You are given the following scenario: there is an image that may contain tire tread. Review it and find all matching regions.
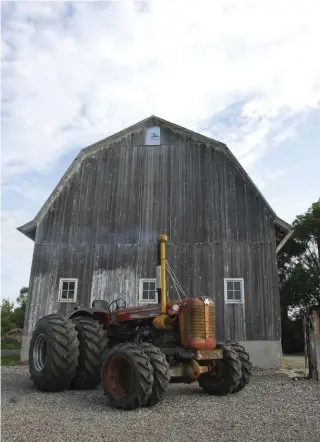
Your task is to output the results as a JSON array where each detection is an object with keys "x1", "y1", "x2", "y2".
[
  {"x1": 139, "y1": 342, "x2": 170, "y2": 406},
  {"x1": 198, "y1": 345, "x2": 242, "y2": 395},
  {"x1": 29, "y1": 314, "x2": 79, "y2": 392},
  {"x1": 71, "y1": 316, "x2": 109, "y2": 390},
  {"x1": 102, "y1": 342, "x2": 154, "y2": 410}
]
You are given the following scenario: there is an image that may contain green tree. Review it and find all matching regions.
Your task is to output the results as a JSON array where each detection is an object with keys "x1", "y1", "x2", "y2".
[
  {"x1": 1, "y1": 287, "x2": 29, "y2": 335},
  {"x1": 16, "y1": 286, "x2": 28, "y2": 309},
  {"x1": 1, "y1": 298, "x2": 15, "y2": 335},
  {"x1": 13, "y1": 287, "x2": 28, "y2": 329},
  {"x1": 278, "y1": 201, "x2": 320, "y2": 317}
]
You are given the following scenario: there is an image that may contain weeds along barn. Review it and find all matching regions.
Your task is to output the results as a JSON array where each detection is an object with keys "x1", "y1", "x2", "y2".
[{"x1": 17, "y1": 116, "x2": 292, "y2": 367}]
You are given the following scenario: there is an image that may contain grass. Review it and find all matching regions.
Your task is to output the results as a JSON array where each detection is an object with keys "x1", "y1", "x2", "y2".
[
  {"x1": 1, "y1": 339, "x2": 21, "y2": 350},
  {"x1": 0, "y1": 355, "x2": 22, "y2": 366},
  {"x1": 281, "y1": 354, "x2": 308, "y2": 377},
  {"x1": 282, "y1": 354, "x2": 306, "y2": 370}
]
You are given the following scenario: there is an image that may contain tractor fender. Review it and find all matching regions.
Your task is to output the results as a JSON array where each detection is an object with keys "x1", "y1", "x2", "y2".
[{"x1": 68, "y1": 308, "x2": 110, "y2": 327}]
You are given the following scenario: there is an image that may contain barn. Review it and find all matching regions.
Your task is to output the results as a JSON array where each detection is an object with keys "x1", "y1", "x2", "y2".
[{"x1": 18, "y1": 115, "x2": 292, "y2": 367}]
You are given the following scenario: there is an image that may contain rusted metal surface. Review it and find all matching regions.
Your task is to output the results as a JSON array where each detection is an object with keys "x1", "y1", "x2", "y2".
[
  {"x1": 168, "y1": 360, "x2": 209, "y2": 380},
  {"x1": 179, "y1": 298, "x2": 216, "y2": 349},
  {"x1": 22, "y1": 118, "x2": 282, "y2": 345},
  {"x1": 195, "y1": 349, "x2": 223, "y2": 360}
]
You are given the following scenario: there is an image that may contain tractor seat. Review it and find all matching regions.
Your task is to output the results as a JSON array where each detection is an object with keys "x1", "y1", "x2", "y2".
[{"x1": 91, "y1": 299, "x2": 109, "y2": 310}]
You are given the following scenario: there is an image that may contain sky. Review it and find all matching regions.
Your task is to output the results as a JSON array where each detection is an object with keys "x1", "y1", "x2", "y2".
[{"x1": 1, "y1": 0, "x2": 320, "y2": 303}]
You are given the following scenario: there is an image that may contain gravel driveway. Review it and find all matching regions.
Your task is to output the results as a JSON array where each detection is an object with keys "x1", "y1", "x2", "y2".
[{"x1": 1, "y1": 366, "x2": 320, "y2": 442}]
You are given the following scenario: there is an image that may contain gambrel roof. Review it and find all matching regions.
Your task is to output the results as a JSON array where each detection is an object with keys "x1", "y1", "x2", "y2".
[{"x1": 17, "y1": 115, "x2": 292, "y2": 245}]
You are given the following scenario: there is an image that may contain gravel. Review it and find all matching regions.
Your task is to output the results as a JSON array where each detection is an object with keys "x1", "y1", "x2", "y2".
[{"x1": 1, "y1": 366, "x2": 320, "y2": 442}]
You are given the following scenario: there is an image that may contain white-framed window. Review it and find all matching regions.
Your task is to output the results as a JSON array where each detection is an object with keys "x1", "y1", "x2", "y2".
[
  {"x1": 58, "y1": 278, "x2": 78, "y2": 302},
  {"x1": 224, "y1": 278, "x2": 244, "y2": 304},
  {"x1": 139, "y1": 279, "x2": 158, "y2": 304}
]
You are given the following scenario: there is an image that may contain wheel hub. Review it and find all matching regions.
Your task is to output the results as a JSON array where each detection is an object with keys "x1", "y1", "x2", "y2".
[
  {"x1": 33, "y1": 333, "x2": 47, "y2": 371},
  {"x1": 106, "y1": 357, "x2": 132, "y2": 397}
]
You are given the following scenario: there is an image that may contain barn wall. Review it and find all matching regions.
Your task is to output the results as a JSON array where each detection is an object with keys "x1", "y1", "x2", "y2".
[
  {"x1": 36, "y1": 140, "x2": 275, "y2": 247},
  {"x1": 24, "y1": 241, "x2": 279, "y2": 344},
  {"x1": 22, "y1": 125, "x2": 281, "y2": 364}
]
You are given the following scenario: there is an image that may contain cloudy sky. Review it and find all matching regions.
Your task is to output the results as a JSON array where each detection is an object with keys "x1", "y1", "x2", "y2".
[{"x1": 1, "y1": 0, "x2": 320, "y2": 303}]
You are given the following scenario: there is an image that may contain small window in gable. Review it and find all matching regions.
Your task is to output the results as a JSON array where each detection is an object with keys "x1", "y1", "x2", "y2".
[
  {"x1": 224, "y1": 278, "x2": 244, "y2": 304},
  {"x1": 58, "y1": 278, "x2": 78, "y2": 302},
  {"x1": 145, "y1": 126, "x2": 160, "y2": 145},
  {"x1": 139, "y1": 279, "x2": 158, "y2": 304}
]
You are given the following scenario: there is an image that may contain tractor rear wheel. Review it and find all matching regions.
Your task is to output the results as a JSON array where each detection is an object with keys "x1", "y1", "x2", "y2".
[
  {"x1": 29, "y1": 314, "x2": 79, "y2": 392},
  {"x1": 198, "y1": 345, "x2": 241, "y2": 395},
  {"x1": 226, "y1": 340, "x2": 252, "y2": 392},
  {"x1": 102, "y1": 342, "x2": 154, "y2": 410},
  {"x1": 139, "y1": 343, "x2": 170, "y2": 406},
  {"x1": 71, "y1": 316, "x2": 109, "y2": 390}
]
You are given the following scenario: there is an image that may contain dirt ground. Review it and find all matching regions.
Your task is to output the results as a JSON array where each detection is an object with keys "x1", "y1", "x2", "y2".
[{"x1": 281, "y1": 354, "x2": 307, "y2": 375}]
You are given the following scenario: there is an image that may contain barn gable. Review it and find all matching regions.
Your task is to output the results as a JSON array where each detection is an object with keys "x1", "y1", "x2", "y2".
[{"x1": 17, "y1": 115, "x2": 292, "y2": 244}]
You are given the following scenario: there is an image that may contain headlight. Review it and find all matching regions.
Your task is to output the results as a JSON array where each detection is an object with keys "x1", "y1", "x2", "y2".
[{"x1": 171, "y1": 304, "x2": 180, "y2": 312}]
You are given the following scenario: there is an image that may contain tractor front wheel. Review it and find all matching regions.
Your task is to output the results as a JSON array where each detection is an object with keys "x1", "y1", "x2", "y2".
[
  {"x1": 102, "y1": 343, "x2": 154, "y2": 410},
  {"x1": 198, "y1": 345, "x2": 241, "y2": 395},
  {"x1": 139, "y1": 343, "x2": 170, "y2": 406},
  {"x1": 226, "y1": 340, "x2": 252, "y2": 392},
  {"x1": 29, "y1": 314, "x2": 79, "y2": 392},
  {"x1": 71, "y1": 316, "x2": 109, "y2": 390}
]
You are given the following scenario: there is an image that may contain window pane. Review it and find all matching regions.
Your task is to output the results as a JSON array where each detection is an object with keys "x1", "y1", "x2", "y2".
[
  {"x1": 62, "y1": 282, "x2": 69, "y2": 290},
  {"x1": 61, "y1": 290, "x2": 68, "y2": 299},
  {"x1": 149, "y1": 282, "x2": 156, "y2": 291},
  {"x1": 227, "y1": 281, "x2": 233, "y2": 291},
  {"x1": 68, "y1": 281, "x2": 75, "y2": 290},
  {"x1": 142, "y1": 290, "x2": 148, "y2": 300},
  {"x1": 67, "y1": 290, "x2": 75, "y2": 300},
  {"x1": 234, "y1": 290, "x2": 242, "y2": 300},
  {"x1": 234, "y1": 281, "x2": 241, "y2": 290},
  {"x1": 143, "y1": 282, "x2": 149, "y2": 290},
  {"x1": 227, "y1": 290, "x2": 234, "y2": 300},
  {"x1": 148, "y1": 290, "x2": 156, "y2": 301}
]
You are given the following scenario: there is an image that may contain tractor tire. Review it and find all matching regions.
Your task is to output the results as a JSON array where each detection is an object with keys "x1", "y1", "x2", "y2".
[
  {"x1": 102, "y1": 342, "x2": 154, "y2": 410},
  {"x1": 29, "y1": 314, "x2": 79, "y2": 392},
  {"x1": 139, "y1": 343, "x2": 170, "y2": 407},
  {"x1": 71, "y1": 316, "x2": 109, "y2": 390},
  {"x1": 198, "y1": 345, "x2": 241, "y2": 396},
  {"x1": 226, "y1": 340, "x2": 252, "y2": 392}
]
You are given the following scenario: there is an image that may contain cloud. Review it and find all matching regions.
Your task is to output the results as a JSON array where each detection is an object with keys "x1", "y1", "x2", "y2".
[
  {"x1": 1, "y1": 0, "x2": 320, "y2": 300},
  {"x1": 2, "y1": 0, "x2": 320, "y2": 182},
  {"x1": 1, "y1": 210, "x2": 34, "y2": 302}
]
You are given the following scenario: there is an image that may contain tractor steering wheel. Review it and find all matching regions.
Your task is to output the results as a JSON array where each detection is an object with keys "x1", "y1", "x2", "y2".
[{"x1": 108, "y1": 299, "x2": 127, "y2": 312}]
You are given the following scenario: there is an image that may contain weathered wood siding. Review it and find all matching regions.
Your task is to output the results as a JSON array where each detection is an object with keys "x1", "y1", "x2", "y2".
[{"x1": 25, "y1": 123, "x2": 280, "y2": 341}]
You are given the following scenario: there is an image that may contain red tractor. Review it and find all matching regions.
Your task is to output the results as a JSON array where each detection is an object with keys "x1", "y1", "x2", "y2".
[{"x1": 28, "y1": 234, "x2": 252, "y2": 409}]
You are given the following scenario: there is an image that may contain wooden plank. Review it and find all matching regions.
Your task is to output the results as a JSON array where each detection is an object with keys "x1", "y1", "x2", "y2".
[{"x1": 24, "y1": 123, "x2": 281, "y2": 345}]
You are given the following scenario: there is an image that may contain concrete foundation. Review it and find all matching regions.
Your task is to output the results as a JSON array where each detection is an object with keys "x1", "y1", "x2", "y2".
[
  {"x1": 239, "y1": 340, "x2": 282, "y2": 369},
  {"x1": 20, "y1": 335, "x2": 31, "y2": 362},
  {"x1": 21, "y1": 334, "x2": 282, "y2": 369}
]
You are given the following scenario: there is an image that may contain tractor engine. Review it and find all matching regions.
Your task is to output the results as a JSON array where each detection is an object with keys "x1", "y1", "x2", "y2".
[
  {"x1": 151, "y1": 297, "x2": 217, "y2": 370},
  {"x1": 178, "y1": 297, "x2": 216, "y2": 350}
]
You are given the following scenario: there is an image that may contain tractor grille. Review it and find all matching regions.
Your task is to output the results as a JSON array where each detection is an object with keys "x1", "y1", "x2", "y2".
[
  {"x1": 180, "y1": 300, "x2": 216, "y2": 349},
  {"x1": 184, "y1": 305, "x2": 215, "y2": 339}
]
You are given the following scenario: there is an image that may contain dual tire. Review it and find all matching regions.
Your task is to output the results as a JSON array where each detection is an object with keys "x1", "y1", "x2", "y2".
[
  {"x1": 226, "y1": 340, "x2": 252, "y2": 392},
  {"x1": 29, "y1": 315, "x2": 170, "y2": 409},
  {"x1": 29, "y1": 314, "x2": 108, "y2": 392},
  {"x1": 198, "y1": 342, "x2": 252, "y2": 396},
  {"x1": 102, "y1": 342, "x2": 170, "y2": 410}
]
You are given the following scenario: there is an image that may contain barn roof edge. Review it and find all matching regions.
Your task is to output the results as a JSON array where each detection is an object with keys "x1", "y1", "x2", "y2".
[{"x1": 16, "y1": 115, "x2": 292, "y2": 239}]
